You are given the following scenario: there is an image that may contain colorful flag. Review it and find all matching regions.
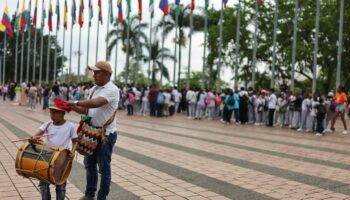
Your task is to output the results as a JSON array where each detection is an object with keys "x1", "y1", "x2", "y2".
[
  {"x1": 41, "y1": 0, "x2": 46, "y2": 31},
  {"x1": 109, "y1": 0, "x2": 114, "y2": 24},
  {"x1": 72, "y1": 0, "x2": 76, "y2": 25},
  {"x1": 149, "y1": 0, "x2": 154, "y2": 18},
  {"x1": 126, "y1": 0, "x2": 131, "y2": 20},
  {"x1": 14, "y1": 0, "x2": 21, "y2": 35},
  {"x1": 159, "y1": 0, "x2": 169, "y2": 16},
  {"x1": 78, "y1": 0, "x2": 84, "y2": 27},
  {"x1": 88, "y1": 0, "x2": 93, "y2": 26},
  {"x1": 138, "y1": 0, "x2": 142, "y2": 21},
  {"x1": 64, "y1": 0, "x2": 68, "y2": 29},
  {"x1": 55, "y1": 0, "x2": 60, "y2": 30},
  {"x1": 0, "y1": 2, "x2": 14, "y2": 37},
  {"x1": 223, "y1": 0, "x2": 228, "y2": 8},
  {"x1": 117, "y1": 0, "x2": 123, "y2": 23},
  {"x1": 98, "y1": 0, "x2": 103, "y2": 24},
  {"x1": 33, "y1": 0, "x2": 38, "y2": 27},
  {"x1": 48, "y1": 0, "x2": 53, "y2": 32},
  {"x1": 20, "y1": 0, "x2": 27, "y2": 34},
  {"x1": 258, "y1": 0, "x2": 263, "y2": 6},
  {"x1": 190, "y1": 0, "x2": 195, "y2": 14},
  {"x1": 204, "y1": 0, "x2": 209, "y2": 10},
  {"x1": 175, "y1": 0, "x2": 181, "y2": 14}
]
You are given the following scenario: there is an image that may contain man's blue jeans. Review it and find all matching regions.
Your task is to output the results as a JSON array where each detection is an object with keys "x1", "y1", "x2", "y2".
[
  {"x1": 84, "y1": 132, "x2": 117, "y2": 200},
  {"x1": 39, "y1": 181, "x2": 66, "y2": 200}
]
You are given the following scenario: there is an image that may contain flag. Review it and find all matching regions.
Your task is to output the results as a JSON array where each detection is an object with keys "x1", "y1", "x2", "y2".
[
  {"x1": 72, "y1": 0, "x2": 76, "y2": 25},
  {"x1": 149, "y1": 0, "x2": 154, "y2": 19},
  {"x1": 175, "y1": 0, "x2": 181, "y2": 14},
  {"x1": 48, "y1": 0, "x2": 53, "y2": 32},
  {"x1": 126, "y1": 0, "x2": 131, "y2": 20},
  {"x1": 109, "y1": 0, "x2": 114, "y2": 24},
  {"x1": 33, "y1": 0, "x2": 38, "y2": 27},
  {"x1": 138, "y1": 0, "x2": 142, "y2": 21},
  {"x1": 0, "y1": 3, "x2": 14, "y2": 37},
  {"x1": 20, "y1": 0, "x2": 27, "y2": 34},
  {"x1": 98, "y1": 0, "x2": 103, "y2": 24},
  {"x1": 14, "y1": 0, "x2": 21, "y2": 35},
  {"x1": 159, "y1": 0, "x2": 169, "y2": 16},
  {"x1": 64, "y1": 0, "x2": 68, "y2": 29},
  {"x1": 258, "y1": 0, "x2": 263, "y2": 6},
  {"x1": 55, "y1": 0, "x2": 60, "y2": 30},
  {"x1": 190, "y1": 0, "x2": 195, "y2": 14},
  {"x1": 88, "y1": 0, "x2": 93, "y2": 26},
  {"x1": 205, "y1": 0, "x2": 209, "y2": 11},
  {"x1": 223, "y1": 0, "x2": 228, "y2": 8},
  {"x1": 117, "y1": 0, "x2": 123, "y2": 23},
  {"x1": 78, "y1": 0, "x2": 84, "y2": 27},
  {"x1": 41, "y1": 0, "x2": 46, "y2": 31}
]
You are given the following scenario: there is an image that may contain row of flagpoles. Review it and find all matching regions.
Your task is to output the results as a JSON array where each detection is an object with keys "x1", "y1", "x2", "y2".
[{"x1": 0, "y1": 0, "x2": 346, "y2": 93}]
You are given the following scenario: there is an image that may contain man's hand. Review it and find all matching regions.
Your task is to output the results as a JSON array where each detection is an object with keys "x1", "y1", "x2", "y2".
[{"x1": 65, "y1": 101, "x2": 75, "y2": 107}]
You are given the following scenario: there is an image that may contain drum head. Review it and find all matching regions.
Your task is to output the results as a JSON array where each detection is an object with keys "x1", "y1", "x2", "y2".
[{"x1": 53, "y1": 150, "x2": 72, "y2": 185}]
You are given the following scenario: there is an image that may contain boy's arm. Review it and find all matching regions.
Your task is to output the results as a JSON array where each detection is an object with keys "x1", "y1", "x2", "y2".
[{"x1": 28, "y1": 130, "x2": 44, "y2": 144}]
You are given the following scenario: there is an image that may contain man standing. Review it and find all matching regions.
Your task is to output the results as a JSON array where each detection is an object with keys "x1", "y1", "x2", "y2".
[
  {"x1": 267, "y1": 88, "x2": 277, "y2": 127},
  {"x1": 67, "y1": 61, "x2": 120, "y2": 200}
]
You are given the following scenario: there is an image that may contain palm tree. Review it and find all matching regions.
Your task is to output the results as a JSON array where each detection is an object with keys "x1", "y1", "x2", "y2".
[
  {"x1": 156, "y1": 4, "x2": 204, "y2": 87},
  {"x1": 107, "y1": 15, "x2": 148, "y2": 83},
  {"x1": 143, "y1": 41, "x2": 175, "y2": 84}
]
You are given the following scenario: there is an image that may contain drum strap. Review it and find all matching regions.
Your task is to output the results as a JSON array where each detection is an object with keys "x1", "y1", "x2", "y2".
[{"x1": 43, "y1": 122, "x2": 52, "y2": 134}]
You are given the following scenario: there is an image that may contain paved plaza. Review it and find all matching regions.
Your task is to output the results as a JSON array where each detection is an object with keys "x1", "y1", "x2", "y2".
[{"x1": 1, "y1": 101, "x2": 350, "y2": 200}]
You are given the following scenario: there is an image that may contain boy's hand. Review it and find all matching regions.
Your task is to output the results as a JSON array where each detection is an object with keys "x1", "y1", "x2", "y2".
[
  {"x1": 28, "y1": 136, "x2": 40, "y2": 145},
  {"x1": 68, "y1": 151, "x2": 75, "y2": 161}
]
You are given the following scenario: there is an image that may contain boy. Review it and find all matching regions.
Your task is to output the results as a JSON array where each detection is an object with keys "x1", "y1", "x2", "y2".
[{"x1": 29, "y1": 98, "x2": 78, "y2": 200}]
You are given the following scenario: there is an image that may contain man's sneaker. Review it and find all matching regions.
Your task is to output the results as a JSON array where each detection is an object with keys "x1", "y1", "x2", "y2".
[
  {"x1": 323, "y1": 129, "x2": 331, "y2": 133},
  {"x1": 343, "y1": 130, "x2": 348, "y2": 134},
  {"x1": 79, "y1": 196, "x2": 96, "y2": 200},
  {"x1": 297, "y1": 128, "x2": 304, "y2": 132},
  {"x1": 254, "y1": 123, "x2": 260, "y2": 126},
  {"x1": 315, "y1": 133, "x2": 323, "y2": 136}
]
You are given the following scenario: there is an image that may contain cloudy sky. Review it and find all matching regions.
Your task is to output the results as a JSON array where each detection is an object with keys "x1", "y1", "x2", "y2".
[{"x1": 1, "y1": 0, "x2": 241, "y2": 84}]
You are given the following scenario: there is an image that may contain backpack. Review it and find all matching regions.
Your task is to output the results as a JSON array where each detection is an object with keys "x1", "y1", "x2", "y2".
[
  {"x1": 329, "y1": 101, "x2": 337, "y2": 112},
  {"x1": 205, "y1": 95, "x2": 211, "y2": 105},
  {"x1": 227, "y1": 95, "x2": 235, "y2": 106},
  {"x1": 317, "y1": 104, "x2": 326, "y2": 120},
  {"x1": 156, "y1": 93, "x2": 165, "y2": 104},
  {"x1": 128, "y1": 92, "x2": 136, "y2": 103},
  {"x1": 214, "y1": 96, "x2": 221, "y2": 106}
]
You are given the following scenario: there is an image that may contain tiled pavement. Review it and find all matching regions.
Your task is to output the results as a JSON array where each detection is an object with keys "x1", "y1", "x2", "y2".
[{"x1": 0, "y1": 101, "x2": 350, "y2": 200}]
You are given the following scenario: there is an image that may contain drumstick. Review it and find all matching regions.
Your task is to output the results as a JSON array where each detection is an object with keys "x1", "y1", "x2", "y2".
[
  {"x1": 60, "y1": 142, "x2": 78, "y2": 181},
  {"x1": 11, "y1": 133, "x2": 54, "y2": 143}
]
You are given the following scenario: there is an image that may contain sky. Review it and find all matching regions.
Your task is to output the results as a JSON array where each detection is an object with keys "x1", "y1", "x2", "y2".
[{"x1": 1, "y1": 0, "x2": 241, "y2": 85}]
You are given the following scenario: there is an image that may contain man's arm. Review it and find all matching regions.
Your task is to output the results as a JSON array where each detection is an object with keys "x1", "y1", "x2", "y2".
[{"x1": 67, "y1": 97, "x2": 109, "y2": 114}]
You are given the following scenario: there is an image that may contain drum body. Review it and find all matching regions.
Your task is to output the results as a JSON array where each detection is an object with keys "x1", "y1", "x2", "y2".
[{"x1": 15, "y1": 142, "x2": 72, "y2": 185}]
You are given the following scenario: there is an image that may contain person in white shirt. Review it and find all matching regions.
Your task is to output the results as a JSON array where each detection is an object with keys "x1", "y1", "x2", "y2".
[
  {"x1": 195, "y1": 89, "x2": 207, "y2": 119},
  {"x1": 67, "y1": 61, "x2": 119, "y2": 200},
  {"x1": 171, "y1": 87, "x2": 182, "y2": 113},
  {"x1": 267, "y1": 89, "x2": 277, "y2": 126},
  {"x1": 140, "y1": 87, "x2": 149, "y2": 116},
  {"x1": 163, "y1": 89, "x2": 172, "y2": 117},
  {"x1": 297, "y1": 94, "x2": 310, "y2": 131},
  {"x1": 186, "y1": 88, "x2": 197, "y2": 119},
  {"x1": 29, "y1": 98, "x2": 78, "y2": 200},
  {"x1": 132, "y1": 86, "x2": 142, "y2": 115}
]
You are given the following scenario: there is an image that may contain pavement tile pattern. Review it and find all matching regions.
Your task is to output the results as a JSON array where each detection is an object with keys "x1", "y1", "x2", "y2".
[{"x1": 0, "y1": 101, "x2": 350, "y2": 200}]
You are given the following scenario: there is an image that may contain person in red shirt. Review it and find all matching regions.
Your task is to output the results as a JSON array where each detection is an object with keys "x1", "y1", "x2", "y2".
[{"x1": 330, "y1": 86, "x2": 348, "y2": 134}]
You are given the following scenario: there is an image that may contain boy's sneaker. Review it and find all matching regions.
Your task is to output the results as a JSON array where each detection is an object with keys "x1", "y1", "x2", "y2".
[
  {"x1": 315, "y1": 133, "x2": 323, "y2": 136},
  {"x1": 254, "y1": 123, "x2": 260, "y2": 126},
  {"x1": 343, "y1": 130, "x2": 348, "y2": 134}
]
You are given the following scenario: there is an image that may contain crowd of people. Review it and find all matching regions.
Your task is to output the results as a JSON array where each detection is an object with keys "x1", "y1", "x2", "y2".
[{"x1": 0, "y1": 81, "x2": 349, "y2": 137}]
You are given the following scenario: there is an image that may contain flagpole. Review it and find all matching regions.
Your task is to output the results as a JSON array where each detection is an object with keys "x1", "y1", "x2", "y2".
[
  {"x1": 217, "y1": 0, "x2": 224, "y2": 91},
  {"x1": 114, "y1": 24, "x2": 119, "y2": 81},
  {"x1": 15, "y1": 34, "x2": 19, "y2": 82},
  {"x1": 251, "y1": 0, "x2": 259, "y2": 90},
  {"x1": 174, "y1": 7, "x2": 178, "y2": 87},
  {"x1": 39, "y1": 31, "x2": 44, "y2": 82},
  {"x1": 53, "y1": 28, "x2": 58, "y2": 81},
  {"x1": 95, "y1": 21, "x2": 100, "y2": 64},
  {"x1": 125, "y1": 14, "x2": 130, "y2": 83},
  {"x1": 86, "y1": 23, "x2": 90, "y2": 75},
  {"x1": 20, "y1": 32, "x2": 25, "y2": 83},
  {"x1": 46, "y1": 32, "x2": 51, "y2": 82},
  {"x1": 69, "y1": 23, "x2": 73, "y2": 79},
  {"x1": 2, "y1": 33, "x2": 7, "y2": 84},
  {"x1": 202, "y1": 2, "x2": 208, "y2": 90},
  {"x1": 78, "y1": 27, "x2": 82, "y2": 81},
  {"x1": 26, "y1": 3, "x2": 32, "y2": 82},
  {"x1": 271, "y1": 0, "x2": 278, "y2": 89},
  {"x1": 62, "y1": 28, "x2": 65, "y2": 81},
  {"x1": 234, "y1": 0, "x2": 241, "y2": 89},
  {"x1": 291, "y1": 0, "x2": 298, "y2": 92},
  {"x1": 186, "y1": 12, "x2": 193, "y2": 90},
  {"x1": 32, "y1": 29, "x2": 38, "y2": 82},
  {"x1": 312, "y1": 0, "x2": 320, "y2": 94},
  {"x1": 106, "y1": 4, "x2": 110, "y2": 61},
  {"x1": 160, "y1": 16, "x2": 165, "y2": 87},
  {"x1": 148, "y1": 16, "x2": 153, "y2": 84},
  {"x1": 336, "y1": 0, "x2": 344, "y2": 89}
]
